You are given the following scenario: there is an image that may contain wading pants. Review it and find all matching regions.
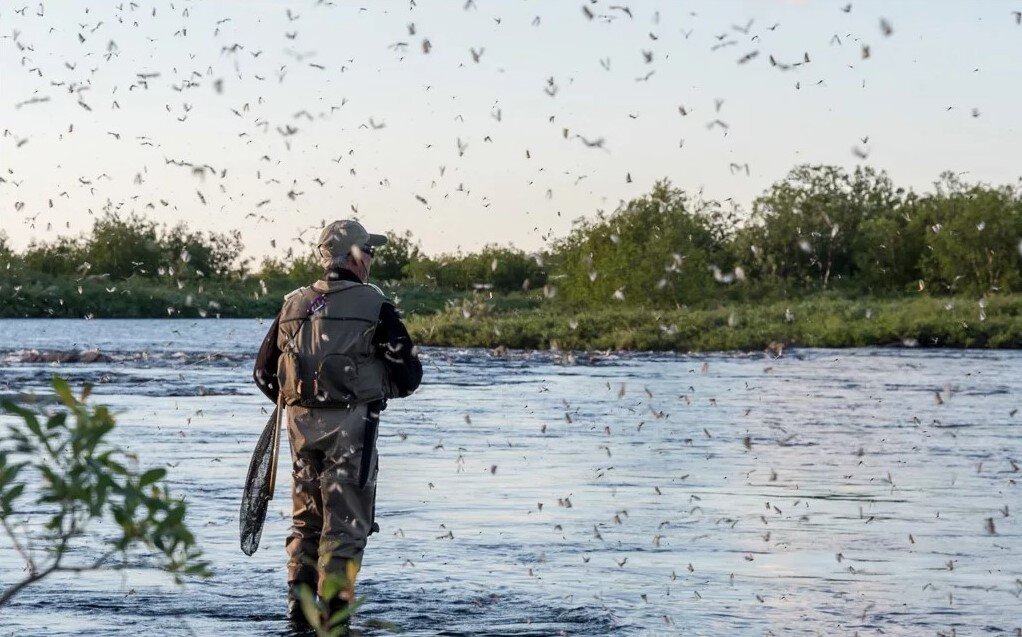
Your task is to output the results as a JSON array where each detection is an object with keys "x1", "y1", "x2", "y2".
[{"x1": 285, "y1": 403, "x2": 379, "y2": 597}]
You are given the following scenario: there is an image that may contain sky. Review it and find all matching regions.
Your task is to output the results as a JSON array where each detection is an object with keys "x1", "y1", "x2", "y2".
[{"x1": 2, "y1": 0, "x2": 1021, "y2": 262}]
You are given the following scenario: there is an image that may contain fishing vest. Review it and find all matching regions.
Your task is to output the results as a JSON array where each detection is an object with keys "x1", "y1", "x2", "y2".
[{"x1": 276, "y1": 280, "x2": 389, "y2": 408}]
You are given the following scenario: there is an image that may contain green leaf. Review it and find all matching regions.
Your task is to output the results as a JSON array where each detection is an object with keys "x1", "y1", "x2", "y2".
[
  {"x1": 297, "y1": 584, "x2": 321, "y2": 629},
  {"x1": 46, "y1": 412, "x2": 68, "y2": 430},
  {"x1": 0, "y1": 454, "x2": 25, "y2": 482},
  {"x1": 51, "y1": 376, "x2": 75, "y2": 407},
  {"x1": 163, "y1": 505, "x2": 185, "y2": 527},
  {"x1": 183, "y1": 561, "x2": 212, "y2": 578},
  {"x1": 38, "y1": 464, "x2": 67, "y2": 495},
  {"x1": 0, "y1": 483, "x2": 26, "y2": 516},
  {"x1": 326, "y1": 596, "x2": 363, "y2": 632},
  {"x1": 10, "y1": 403, "x2": 44, "y2": 440},
  {"x1": 138, "y1": 468, "x2": 167, "y2": 487},
  {"x1": 320, "y1": 575, "x2": 341, "y2": 602}
]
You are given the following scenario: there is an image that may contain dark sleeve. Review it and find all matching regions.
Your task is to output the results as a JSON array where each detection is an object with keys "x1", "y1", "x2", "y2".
[
  {"x1": 374, "y1": 302, "x2": 423, "y2": 398},
  {"x1": 253, "y1": 313, "x2": 281, "y2": 403}
]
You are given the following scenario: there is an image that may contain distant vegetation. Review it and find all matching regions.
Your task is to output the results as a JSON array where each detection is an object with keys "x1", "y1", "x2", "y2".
[
  {"x1": 2, "y1": 164, "x2": 1021, "y2": 350},
  {"x1": 406, "y1": 294, "x2": 1022, "y2": 351}
]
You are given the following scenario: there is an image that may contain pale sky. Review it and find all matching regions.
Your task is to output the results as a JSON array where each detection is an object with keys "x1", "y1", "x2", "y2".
[{"x1": 2, "y1": 0, "x2": 1021, "y2": 261}]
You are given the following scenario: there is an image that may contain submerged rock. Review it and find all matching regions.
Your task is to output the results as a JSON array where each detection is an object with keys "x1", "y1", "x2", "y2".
[{"x1": 16, "y1": 349, "x2": 112, "y2": 363}]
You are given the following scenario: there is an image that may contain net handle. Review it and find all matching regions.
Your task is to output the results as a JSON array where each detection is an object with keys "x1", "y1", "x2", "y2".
[{"x1": 266, "y1": 397, "x2": 284, "y2": 500}]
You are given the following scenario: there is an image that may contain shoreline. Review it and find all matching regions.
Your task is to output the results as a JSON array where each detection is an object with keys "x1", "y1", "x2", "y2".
[
  {"x1": 401, "y1": 295, "x2": 1022, "y2": 352},
  {"x1": 1, "y1": 292, "x2": 1020, "y2": 353}
]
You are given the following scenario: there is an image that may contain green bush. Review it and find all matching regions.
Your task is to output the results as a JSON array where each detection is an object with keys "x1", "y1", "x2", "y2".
[
  {"x1": 84, "y1": 213, "x2": 165, "y2": 278},
  {"x1": 20, "y1": 236, "x2": 87, "y2": 276},
  {"x1": 12, "y1": 214, "x2": 245, "y2": 282},
  {"x1": 371, "y1": 230, "x2": 422, "y2": 282},
  {"x1": 161, "y1": 223, "x2": 245, "y2": 279},
  {"x1": 853, "y1": 191, "x2": 925, "y2": 292},
  {"x1": 552, "y1": 180, "x2": 727, "y2": 308},
  {"x1": 405, "y1": 245, "x2": 546, "y2": 292},
  {"x1": 743, "y1": 165, "x2": 902, "y2": 289},
  {"x1": 259, "y1": 250, "x2": 320, "y2": 290},
  {"x1": 914, "y1": 174, "x2": 1022, "y2": 294}
]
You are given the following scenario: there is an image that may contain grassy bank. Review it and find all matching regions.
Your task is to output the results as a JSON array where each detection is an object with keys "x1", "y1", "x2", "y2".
[
  {"x1": 0, "y1": 272, "x2": 538, "y2": 319},
  {"x1": 3, "y1": 272, "x2": 1021, "y2": 351},
  {"x1": 405, "y1": 294, "x2": 1022, "y2": 352}
]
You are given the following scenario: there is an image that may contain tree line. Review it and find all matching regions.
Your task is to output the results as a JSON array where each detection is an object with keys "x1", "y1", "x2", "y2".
[
  {"x1": 3, "y1": 164, "x2": 1021, "y2": 312},
  {"x1": 554, "y1": 165, "x2": 1022, "y2": 306},
  {"x1": 1, "y1": 215, "x2": 245, "y2": 281}
]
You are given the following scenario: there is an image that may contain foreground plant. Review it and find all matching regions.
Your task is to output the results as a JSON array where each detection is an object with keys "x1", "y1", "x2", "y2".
[
  {"x1": 294, "y1": 558, "x2": 400, "y2": 635},
  {"x1": 296, "y1": 560, "x2": 363, "y2": 637},
  {"x1": 0, "y1": 376, "x2": 209, "y2": 606}
]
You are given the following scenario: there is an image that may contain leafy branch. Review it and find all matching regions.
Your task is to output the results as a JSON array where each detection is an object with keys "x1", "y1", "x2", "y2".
[{"x1": 0, "y1": 376, "x2": 209, "y2": 607}]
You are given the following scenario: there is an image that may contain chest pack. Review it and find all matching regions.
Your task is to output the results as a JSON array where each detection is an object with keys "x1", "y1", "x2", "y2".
[{"x1": 276, "y1": 281, "x2": 389, "y2": 408}]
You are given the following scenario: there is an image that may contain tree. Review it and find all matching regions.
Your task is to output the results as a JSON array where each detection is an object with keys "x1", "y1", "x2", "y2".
[
  {"x1": 161, "y1": 224, "x2": 244, "y2": 279},
  {"x1": 745, "y1": 165, "x2": 902, "y2": 288},
  {"x1": 404, "y1": 245, "x2": 546, "y2": 292},
  {"x1": 853, "y1": 190, "x2": 924, "y2": 292},
  {"x1": 371, "y1": 230, "x2": 422, "y2": 281},
  {"x1": 552, "y1": 180, "x2": 724, "y2": 307},
  {"x1": 0, "y1": 377, "x2": 208, "y2": 606},
  {"x1": 85, "y1": 213, "x2": 164, "y2": 278},
  {"x1": 915, "y1": 174, "x2": 1022, "y2": 294},
  {"x1": 20, "y1": 237, "x2": 87, "y2": 276},
  {"x1": 474, "y1": 246, "x2": 548, "y2": 291},
  {"x1": 259, "y1": 250, "x2": 320, "y2": 287}
]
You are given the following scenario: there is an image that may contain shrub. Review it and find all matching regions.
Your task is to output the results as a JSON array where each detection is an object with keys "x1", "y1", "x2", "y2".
[
  {"x1": 552, "y1": 180, "x2": 725, "y2": 307},
  {"x1": 405, "y1": 245, "x2": 546, "y2": 292},
  {"x1": 161, "y1": 223, "x2": 244, "y2": 279},
  {"x1": 744, "y1": 165, "x2": 902, "y2": 288},
  {"x1": 20, "y1": 236, "x2": 87, "y2": 276},
  {"x1": 85, "y1": 213, "x2": 164, "y2": 278},
  {"x1": 371, "y1": 230, "x2": 422, "y2": 281},
  {"x1": 914, "y1": 174, "x2": 1022, "y2": 294},
  {"x1": 853, "y1": 190, "x2": 925, "y2": 292}
]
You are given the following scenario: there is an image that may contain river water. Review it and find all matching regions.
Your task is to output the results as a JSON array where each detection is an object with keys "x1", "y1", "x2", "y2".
[{"x1": 0, "y1": 319, "x2": 1019, "y2": 636}]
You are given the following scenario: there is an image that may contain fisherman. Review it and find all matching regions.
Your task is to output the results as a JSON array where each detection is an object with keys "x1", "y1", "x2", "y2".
[{"x1": 253, "y1": 219, "x2": 423, "y2": 629}]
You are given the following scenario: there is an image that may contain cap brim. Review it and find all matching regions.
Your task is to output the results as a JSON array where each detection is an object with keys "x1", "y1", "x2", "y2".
[{"x1": 366, "y1": 233, "x2": 388, "y2": 246}]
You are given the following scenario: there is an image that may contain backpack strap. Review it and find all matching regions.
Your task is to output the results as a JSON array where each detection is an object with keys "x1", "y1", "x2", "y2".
[{"x1": 280, "y1": 284, "x2": 362, "y2": 351}]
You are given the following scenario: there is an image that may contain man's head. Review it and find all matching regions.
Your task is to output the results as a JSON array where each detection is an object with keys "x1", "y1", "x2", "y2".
[{"x1": 317, "y1": 220, "x2": 388, "y2": 282}]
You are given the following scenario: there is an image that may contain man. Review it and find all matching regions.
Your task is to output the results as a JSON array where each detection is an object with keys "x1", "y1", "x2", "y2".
[{"x1": 253, "y1": 219, "x2": 423, "y2": 628}]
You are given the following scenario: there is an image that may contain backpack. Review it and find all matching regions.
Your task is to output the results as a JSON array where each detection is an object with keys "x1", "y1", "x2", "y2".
[{"x1": 276, "y1": 281, "x2": 389, "y2": 408}]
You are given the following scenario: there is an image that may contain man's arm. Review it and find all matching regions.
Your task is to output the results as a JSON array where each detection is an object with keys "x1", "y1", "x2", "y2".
[
  {"x1": 253, "y1": 314, "x2": 281, "y2": 402},
  {"x1": 374, "y1": 302, "x2": 423, "y2": 398}
]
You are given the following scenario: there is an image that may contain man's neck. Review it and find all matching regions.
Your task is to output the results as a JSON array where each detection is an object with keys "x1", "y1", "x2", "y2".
[{"x1": 324, "y1": 267, "x2": 364, "y2": 284}]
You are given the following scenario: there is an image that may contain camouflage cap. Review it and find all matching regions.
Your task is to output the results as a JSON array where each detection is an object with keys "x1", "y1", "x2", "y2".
[{"x1": 317, "y1": 220, "x2": 388, "y2": 269}]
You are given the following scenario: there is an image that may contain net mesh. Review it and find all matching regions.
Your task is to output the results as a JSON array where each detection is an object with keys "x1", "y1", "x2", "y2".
[{"x1": 240, "y1": 407, "x2": 279, "y2": 556}]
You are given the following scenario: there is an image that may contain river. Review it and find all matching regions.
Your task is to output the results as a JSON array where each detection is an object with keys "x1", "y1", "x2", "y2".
[{"x1": 0, "y1": 319, "x2": 1019, "y2": 636}]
